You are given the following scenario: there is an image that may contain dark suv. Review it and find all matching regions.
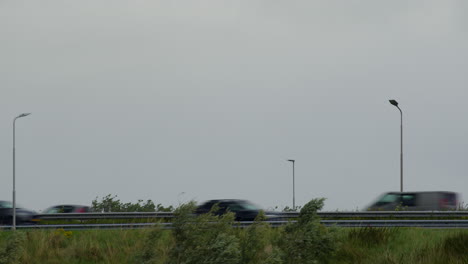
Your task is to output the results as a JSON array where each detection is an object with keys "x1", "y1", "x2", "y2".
[
  {"x1": 196, "y1": 199, "x2": 270, "y2": 221},
  {"x1": 366, "y1": 191, "x2": 459, "y2": 211}
]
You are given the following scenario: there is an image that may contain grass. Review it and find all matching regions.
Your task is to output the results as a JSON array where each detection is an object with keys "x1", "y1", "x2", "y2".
[
  {"x1": 0, "y1": 227, "x2": 465, "y2": 263},
  {"x1": 333, "y1": 228, "x2": 468, "y2": 264},
  {"x1": 14, "y1": 229, "x2": 157, "y2": 264}
]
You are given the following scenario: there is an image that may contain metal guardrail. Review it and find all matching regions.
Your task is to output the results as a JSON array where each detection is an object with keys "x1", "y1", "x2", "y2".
[
  {"x1": 35, "y1": 211, "x2": 468, "y2": 221},
  {"x1": 35, "y1": 212, "x2": 175, "y2": 220},
  {"x1": 6, "y1": 219, "x2": 468, "y2": 230},
  {"x1": 321, "y1": 219, "x2": 468, "y2": 228},
  {"x1": 317, "y1": 211, "x2": 468, "y2": 218}
]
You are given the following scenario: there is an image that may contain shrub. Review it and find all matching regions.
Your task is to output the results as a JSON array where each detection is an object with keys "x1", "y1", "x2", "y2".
[
  {"x1": 239, "y1": 211, "x2": 282, "y2": 264},
  {"x1": 280, "y1": 198, "x2": 338, "y2": 264},
  {"x1": 282, "y1": 206, "x2": 302, "y2": 212},
  {"x1": 168, "y1": 201, "x2": 241, "y2": 264}
]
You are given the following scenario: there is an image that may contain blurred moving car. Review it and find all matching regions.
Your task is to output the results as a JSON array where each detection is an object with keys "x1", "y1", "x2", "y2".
[
  {"x1": 196, "y1": 199, "x2": 278, "y2": 221},
  {"x1": 0, "y1": 201, "x2": 39, "y2": 225},
  {"x1": 366, "y1": 191, "x2": 459, "y2": 211},
  {"x1": 43, "y1": 205, "x2": 91, "y2": 214}
]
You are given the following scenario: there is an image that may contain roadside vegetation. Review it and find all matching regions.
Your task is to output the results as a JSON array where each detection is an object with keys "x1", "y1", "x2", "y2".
[
  {"x1": 91, "y1": 194, "x2": 174, "y2": 213},
  {"x1": 1, "y1": 199, "x2": 467, "y2": 264}
]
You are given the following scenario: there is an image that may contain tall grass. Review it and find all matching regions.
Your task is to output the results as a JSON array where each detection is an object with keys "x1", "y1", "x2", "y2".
[
  {"x1": 1, "y1": 200, "x2": 468, "y2": 263},
  {"x1": 0, "y1": 232, "x2": 25, "y2": 264},
  {"x1": 347, "y1": 227, "x2": 400, "y2": 246},
  {"x1": 17, "y1": 229, "x2": 157, "y2": 264},
  {"x1": 334, "y1": 228, "x2": 468, "y2": 264},
  {"x1": 2, "y1": 227, "x2": 468, "y2": 263}
]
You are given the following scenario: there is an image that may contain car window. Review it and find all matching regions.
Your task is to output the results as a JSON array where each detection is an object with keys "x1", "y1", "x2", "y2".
[
  {"x1": 45, "y1": 208, "x2": 60, "y2": 213},
  {"x1": 199, "y1": 200, "x2": 261, "y2": 213},
  {"x1": 240, "y1": 202, "x2": 261, "y2": 211},
  {"x1": 62, "y1": 206, "x2": 75, "y2": 213},
  {"x1": 226, "y1": 204, "x2": 243, "y2": 212},
  {"x1": 201, "y1": 202, "x2": 215, "y2": 210},
  {"x1": 375, "y1": 194, "x2": 398, "y2": 206},
  {"x1": 401, "y1": 194, "x2": 416, "y2": 207},
  {"x1": 0, "y1": 201, "x2": 13, "y2": 209},
  {"x1": 218, "y1": 203, "x2": 229, "y2": 211},
  {"x1": 45, "y1": 206, "x2": 75, "y2": 213}
]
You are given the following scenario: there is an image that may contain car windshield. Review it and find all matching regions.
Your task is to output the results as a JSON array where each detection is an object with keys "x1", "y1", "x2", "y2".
[
  {"x1": 239, "y1": 201, "x2": 261, "y2": 210},
  {"x1": 375, "y1": 194, "x2": 398, "y2": 206},
  {"x1": 0, "y1": 201, "x2": 14, "y2": 209},
  {"x1": 44, "y1": 207, "x2": 61, "y2": 213}
]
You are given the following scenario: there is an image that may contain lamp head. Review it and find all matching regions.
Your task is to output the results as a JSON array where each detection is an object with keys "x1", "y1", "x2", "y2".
[
  {"x1": 15, "y1": 113, "x2": 31, "y2": 119},
  {"x1": 389, "y1": 100, "x2": 398, "y2": 107},
  {"x1": 287, "y1": 159, "x2": 295, "y2": 162}
]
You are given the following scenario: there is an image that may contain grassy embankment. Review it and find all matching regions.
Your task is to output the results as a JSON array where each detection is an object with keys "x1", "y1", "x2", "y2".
[
  {"x1": 0, "y1": 228, "x2": 467, "y2": 263},
  {"x1": 1, "y1": 199, "x2": 467, "y2": 264}
]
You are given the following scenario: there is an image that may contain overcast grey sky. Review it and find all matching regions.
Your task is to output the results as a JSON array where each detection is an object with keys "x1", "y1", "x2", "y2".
[{"x1": 2, "y1": 1, "x2": 468, "y2": 212}]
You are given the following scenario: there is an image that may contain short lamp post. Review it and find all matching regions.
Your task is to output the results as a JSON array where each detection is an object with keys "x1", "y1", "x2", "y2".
[
  {"x1": 287, "y1": 159, "x2": 295, "y2": 210},
  {"x1": 13, "y1": 113, "x2": 31, "y2": 230},
  {"x1": 389, "y1": 100, "x2": 403, "y2": 192}
]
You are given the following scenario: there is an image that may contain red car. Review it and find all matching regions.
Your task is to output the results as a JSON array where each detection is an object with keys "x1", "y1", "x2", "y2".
[{"x1": 43, "y1": 205, "x2": 91, "y2": 213}]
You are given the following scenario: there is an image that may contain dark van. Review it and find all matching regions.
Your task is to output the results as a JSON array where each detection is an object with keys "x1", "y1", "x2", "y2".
[{"x1": 367, "y1": 191, "x2": 459, "y2": 211}]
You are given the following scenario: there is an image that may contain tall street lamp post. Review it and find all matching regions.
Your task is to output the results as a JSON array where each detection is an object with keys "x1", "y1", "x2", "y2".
[
  {"x1": 389, "y1": 100, "x2": 403, "y2": 192},
  {"x1": 287, "y1": 159, "x2": 295, "y2": 210},
  {"x1": 13, "y1": 113, "x2": 31, "y2": 230}
]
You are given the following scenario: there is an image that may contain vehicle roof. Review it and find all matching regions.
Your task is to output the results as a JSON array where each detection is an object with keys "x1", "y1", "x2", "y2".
[
  {"x1": 44, "y1": 204, "x2": 90, "y2": 209},
  {"x1": 200, "y1": 199, "x2": 250, "y2": 204},
  {"x1": 46, "y1": 204, "x2": 89, "y2": 207},
  {"x1": 384, "y1": 191, "x2": 457, "y2": 194}
]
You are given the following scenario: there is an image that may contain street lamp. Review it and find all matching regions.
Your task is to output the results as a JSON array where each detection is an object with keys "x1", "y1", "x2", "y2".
[
  {"x1": 287, "y1": 159, "x2": 295, "y2": 210},
  {"x1": 13, "y1": 113, "x2": 31, "y2": 230},
  {"x1": 389, "y1": 99, "x2": 403, "y2": 192}
]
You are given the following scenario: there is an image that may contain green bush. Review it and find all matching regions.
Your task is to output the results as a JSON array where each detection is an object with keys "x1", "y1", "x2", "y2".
[
  {"x1": 239, "y1": 211, "x2": 282, "y2": 264},
  {"x1": 168, "y1": 201, "x2": 241, "y2": 264},
  {"x1": 279, "y1": 198, "x2": 338, "y2": 264}
]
